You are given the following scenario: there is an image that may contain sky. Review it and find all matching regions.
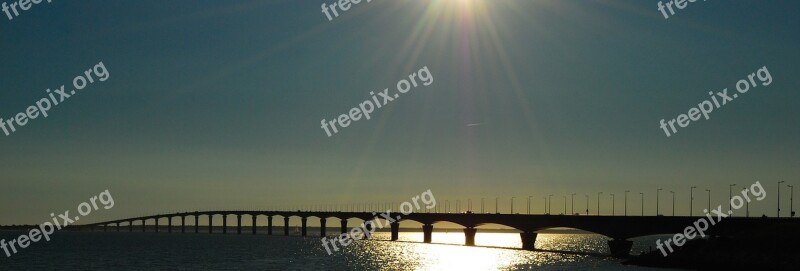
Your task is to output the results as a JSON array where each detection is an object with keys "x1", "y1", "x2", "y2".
[{"x1": 0, "y1": 0, "x2": 798, "y2": 225}]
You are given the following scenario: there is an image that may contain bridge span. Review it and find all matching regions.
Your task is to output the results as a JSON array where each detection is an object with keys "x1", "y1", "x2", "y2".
[{"x1": 76, "y1": 211, "x2": 796, "y2": 257}]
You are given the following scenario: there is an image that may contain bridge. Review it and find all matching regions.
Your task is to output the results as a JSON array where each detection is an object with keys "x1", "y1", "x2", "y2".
[{"x1": 76, "y1": 211, "x2": 798, "y2": 257}]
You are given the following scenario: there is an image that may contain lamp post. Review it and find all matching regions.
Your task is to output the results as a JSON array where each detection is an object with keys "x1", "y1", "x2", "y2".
[
  {"x1": 543, "y1": 197, "x2": 546, "y2": 214},
  {"x1": 511, "y1": 197, "x2": 515, "y2": 214},
  {"x1": 495, "y1": 197, "x2": 498, "y2": 214},
  {"x1": 729, "y1": 184, "x2": 736, "y2": 217},
  {"x1": 639, "y1": 192, "x2": 644, "y2": 216},
  {"x1": 789, "y1": 184, "x2": 795, "y2": 218},
  {"x1": 670, "y1": 191, "x2": 675, "y2": 216},
  {"x1": 705, "y1": 189, "x2": 711, "y2": 212},
  {"x1": 585, "y1": 194, "x2": 589, "y2": 215},
  {"x1": 445, "y1": 200, "x2": 449, "y2": 213},
  {"x1": 481, "y1": 198, "x2": 484, "y2": 214},
  {"x1": 690, "y1": 186, "x2": 696, "y2": 217},
  {"x1": 571, "y1": 193, "x2": 576, "y2": 215},
  {"x1": 779, "y1": 181, "x2": 785, "y2": 217},
  {"x1": 657, "y1": 188, "x2": 662, "y2": 216},
  {"x1": 548, "y1": 195, "x2": 553, "y2": 215},
  {"x1": 610, "y1": 193, "x2": 615, "y2": 216},
  {"x1": 527, "y1": 196, "x2": 532, "y2": 215},
  {"x1": 743, "y1": 188, "x2": 749, "y2": 217},
  {"x1": 624, "y1": 190, "x2": 630, "y2": 216},
  {"x1": 597, "y1": 192, "x2": 602, "y2": 216}
]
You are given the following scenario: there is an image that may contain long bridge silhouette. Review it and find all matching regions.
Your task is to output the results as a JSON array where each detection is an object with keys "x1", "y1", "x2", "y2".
[{"x1": 77, "y1": 210, "x2": 796, "y2": 257}]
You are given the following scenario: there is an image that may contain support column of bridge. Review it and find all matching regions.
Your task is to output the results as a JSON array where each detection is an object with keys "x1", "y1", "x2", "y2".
[
  {"x1": 607, "y1": 239, "x2": 633, "y2": 257},
  {"x1": 155, "y1": 218, "x2": 160, "y2": 233},
  {"x1": 267, "y1": 216, "x2": 273, "y2": 235},
  {"x1": 116, "y1": 223, "x2": 120, "y2": 232},
  {"x1": 129, "y1": 221, "x2": 133, "y2": 232},
  {"x1": 208, "y1": 215, "x2": 214, "y2": 234},
  {"x1": 320, "y1": 218, "x2": 327, "y2": 237},
  {"x1": 237, "y1": 215, "x2": 242, "y2": 234},
  {"x1": 223, "y1": 215, "x2": 228, "y2": 234},
  {"x1": 520, "y1": 231, "x2": 538, "y2": 250},
  {"x1": 142, "y1": 220, "x2": 146, "y2": 232},
  {"x1": 194, "y1": 216, "x2": 199, "y2": 233},
  {"x1": 422, "y1": 224, "x2": 433, "y2": 243},
  {"x1": 252, "y1": 215, "x2": 257, "y2": 235},
  {"x1": 340, "y1": 219, "x2": 347, "y2": 234},
  {"x1": 301, "y1": 217, "x2": 307, "y2": 237},
  {"x1": 463, "y1": 227, "x2": 477, "y2": 246},
  {"x1": 181, "y1": 216, "x2": 186, "y2": 233},
  {"x1": 390, "y1": 222, "x2": 400, "y2": 241},
  {"x1": 284, "y1": 217, "x2": 290, "y2": 236},
  {"x1": 168, "y1": 217, "x2": 172, "y2": 233}
]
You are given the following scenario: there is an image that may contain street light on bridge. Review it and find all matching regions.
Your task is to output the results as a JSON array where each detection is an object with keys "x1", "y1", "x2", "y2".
[
  {"x1": 690, "y1": 186, "x2": 697, "y2": 217},
  {"x1": 639, "y1": 192, "x2": 644, "y2": 217},
  {"x1": 511, "y1": 197, "x2": 516, "y2": 214},
  {"x1": 571, "y1": 193, "x2": 576, "y2": 215},
  {"x1": 657, "y1": 188, "x2": 662, "y2": 216},
  {"x1": 779, "y1": 181, "x2": 785, "y2": 217},
  {"x1": 624, "y1": 190, "x2": 630, "y2": 216},
  {"x1": 563, "y1": 196, "x2": 567, "y2": 215},
  {"x1": 585, "y1": 194, "x2": 589, "y2": 215},
  {"x1": 597, "y1": 192, "x2": 602, "y2": 216},
  {"x1": 527, "y1": 196, "x2": 532, "y2": 215},
  {"x1": 548, "y1": 195, "x2": 553, "y2": 215},
  {"x1": 789, "y1": 184, "x2": 795, "y2": 218},
  {"x1": 481, "y1": 198, "x2": 485, "y2": 214},
  {"x1": 705, "y1": 189, "x2": 711, "y2": 213},
  {"x1": 670, "y1": 191, "x2": 675, "y2": 216},
  {"x1": 610, "y1": 193, "x2": 615, "y2": 216},
  {"x1": 729, "y1": 184, "x2": 736, "y2": 217}
]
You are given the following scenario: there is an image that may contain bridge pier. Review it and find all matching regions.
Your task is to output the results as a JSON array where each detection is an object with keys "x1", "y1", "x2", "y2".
[
  {"x1": 320, "y1": 218, "x2": 327, "y2": 237},
  {"x1": 267, "y1": 216, "x2": 273, "y2": 235},
  {"x1": 155, "y1": 218, "x2": 159, "y2": 233},
  {"x1": 607, "y1": 239, "x2": 633, "y2": 257},
  {"x1": 237, "y1": 215, "x2": 242, "y2": 234},
  {"x1": 520, "y1": 231, "x2": 538, "y2": 250},
  {"x1": 194, "y1": 216, "x2": 199, "y2": 233},
  {"x1": 390, "y1": 222, "x2": 400, "y2": 241},
  {"x1": 301, "y1": 217, "x2": 307, "y2": 237},
  {"x1": 142, "y1": 220, "x2": 146, "y2": 232},
  {"x1": 423, "y1": 224, "x2": 433, "y2": 243},
  {"x1": 284, "y1": 217, "x2": 290, "y2": 236},
  {"x1": 340, "y1": 219, "x2": 347, "y2": 234},
  {"x1": 116, "y1": 223, "x2": 120, "y2": 232},
  {"x1": 223, "y1": 215, "x2": 228, "y2": 234},
  {"x1": 252, "y1": 215, "x2": 257, "y2": 235},
  {"x1": 168, "y1": 217, "x2": 173, "y2": 233},
  {"x1": 181, "y1": 216, "x2": 186, "y2": 233},
  {"x1": 129, "y1": 221, "x2": 133, "y2": 232},
  {"x1": 208, "y1": 215, "x2": 214, "y2": 234},
  {"x1": 464, "y1": 227, "x2": 477, "y2": 246}
]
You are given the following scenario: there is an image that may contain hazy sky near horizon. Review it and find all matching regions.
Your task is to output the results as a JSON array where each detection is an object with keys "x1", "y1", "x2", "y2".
[{"x1": 1, "y1": 0, "x2": 799, "y2": 224}]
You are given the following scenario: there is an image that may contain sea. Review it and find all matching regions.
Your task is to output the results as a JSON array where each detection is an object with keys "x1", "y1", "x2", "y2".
[{"x1": 0, "y1": 231, "x2": 681, "y2": 270}]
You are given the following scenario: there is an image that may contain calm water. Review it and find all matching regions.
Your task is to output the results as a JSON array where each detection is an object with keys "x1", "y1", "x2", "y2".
[{"x1": 0, "y1": 231, "x2": 679, "y2": 270}]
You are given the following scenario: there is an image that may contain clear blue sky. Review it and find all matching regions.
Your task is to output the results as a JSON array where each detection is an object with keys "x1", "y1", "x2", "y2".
[{"x1": 1, "y1": 0, "x2": 798, "y2": 224}]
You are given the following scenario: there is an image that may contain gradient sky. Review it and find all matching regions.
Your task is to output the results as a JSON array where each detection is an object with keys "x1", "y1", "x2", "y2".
[{"x1": 1, "y1": 0, "x2": 798, "y2": 225}]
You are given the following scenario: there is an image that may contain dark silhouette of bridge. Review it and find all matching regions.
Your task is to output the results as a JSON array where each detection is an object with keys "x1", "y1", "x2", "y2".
[{"x1": 77, "y1": 211, "x2": 797, "y2": 257}]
